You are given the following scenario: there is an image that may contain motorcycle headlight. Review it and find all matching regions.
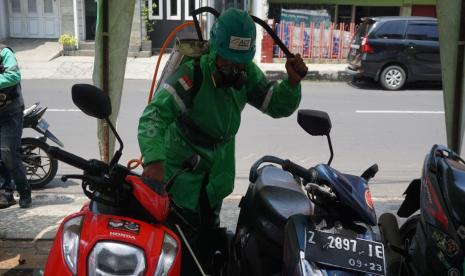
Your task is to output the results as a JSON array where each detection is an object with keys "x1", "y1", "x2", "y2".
[
  {"x1": 62, "y1": 215, "x2": 83, "y2": 275},
  {"x1": 154, "y1": 233, "x2": 178, "y2": 276},
  {"x1": 88, "y1": 242, "x2": 146, "y2": 276}
]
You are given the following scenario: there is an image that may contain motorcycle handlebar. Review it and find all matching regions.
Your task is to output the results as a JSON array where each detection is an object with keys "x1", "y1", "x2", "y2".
[
  {"x1": 249, "y1": 155, "x2": 318, "y2": 184},
  {"x1": 48, "y1": 146, "x2": 107, "y2": 174},
  {"x1": 282, "y1": 159, "x2": 318, "y2": 183}
]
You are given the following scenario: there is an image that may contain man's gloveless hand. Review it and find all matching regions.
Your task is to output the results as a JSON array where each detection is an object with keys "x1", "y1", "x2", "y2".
[
  {"x1": 142, "y1": 161, "x2": 164, "y2": 182},
  {"x1": 286, "y1": 53, "x2": 308, "y2": 87}
]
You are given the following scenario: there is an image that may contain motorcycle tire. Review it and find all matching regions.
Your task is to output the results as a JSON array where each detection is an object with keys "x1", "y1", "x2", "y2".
[
  {"x1": 399, "y1": 214, "x2": 420, "y2": 250},
  {"x1": 21, "y1": 137, "x2": 58, "y2": 189},
  {"x1": 378, "y1": 213, "x2": 403, "y2": 276}
]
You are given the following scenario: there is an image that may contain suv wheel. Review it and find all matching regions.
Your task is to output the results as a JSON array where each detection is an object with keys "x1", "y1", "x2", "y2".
[{"x1": 380, "y1": 65, "x2": 406, "y2": 90}]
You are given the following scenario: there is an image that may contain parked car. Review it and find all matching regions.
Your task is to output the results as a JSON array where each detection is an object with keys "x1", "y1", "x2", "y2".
[{"x1": 346, "y1": 16, "x2": 441, "y2": 90}]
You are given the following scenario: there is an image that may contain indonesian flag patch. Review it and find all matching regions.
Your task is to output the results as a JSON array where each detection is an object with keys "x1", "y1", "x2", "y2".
[{"x1": 178, "y1": 75, "x2": 193, "y2": 91}]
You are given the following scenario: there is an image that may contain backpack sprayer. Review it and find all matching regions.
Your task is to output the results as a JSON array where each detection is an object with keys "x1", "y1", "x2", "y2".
[{"x1": 127, "y1": 6, "x2": 304, "y2": 170}]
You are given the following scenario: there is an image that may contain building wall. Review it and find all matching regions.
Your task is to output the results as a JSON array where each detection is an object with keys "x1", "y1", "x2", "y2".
[
  {"x1": 59, "y1": 0, "x2": 85, "y2": 41},
  {"x1": 149, "y1": 0, "x2": 198, "y2": 51},
  {"x1": 59, "y1": 0, "x2": 140, "y2": 48},
  {"x1": 130, "y1": 0, "x2": 143, "y2": 50},
  {"x1": 77, "y1": 0, "x2": 85, "y2": 40},
  {"x1": 60, "y1": 0, "x2": 75, "y2": 36},
  {"x1": 0, "y1": 1, "x2": 9, "y2": 41}
]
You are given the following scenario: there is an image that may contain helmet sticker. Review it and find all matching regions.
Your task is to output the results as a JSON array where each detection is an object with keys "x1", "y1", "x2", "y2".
[
  {"x1": 457, "y1": 225, "x2": 465, "y2": 240},
  {"x1": 448, "y1": 268, "x2": 460, "y2": 276},
  {"x1": 229, "y1": 36, "x2": 251, "y2": 51},
  {"x1": 432, "y1": 229, "x2": 459, "y2": 257}
]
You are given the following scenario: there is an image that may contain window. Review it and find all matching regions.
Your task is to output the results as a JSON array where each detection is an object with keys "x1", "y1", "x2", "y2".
[
  {"x1": 184, "y1": 0, "x2": 199, "y2": 20},
  {"x1": 167, "y1": 0, "x2": 181, "y2": 20},
  {"x1": 374, "y1": 21, "x2": 406, "y2": 39},
  {"x1": 406, "y1": 21, "x2": 438, "y2": 41},
  {"x1": 28, "y1": 0, "x2": 37, "y2": 13},
  {"x1": 353, "y1": 20, "x2": 375, "y2": 44},
  {"x1": 10, "y1": 0, "x2": 20, "y2": 13},
  {"x1": 148, "y1": 0, "x2": 163, "y2": 20},
  {"x1": 44, "y1": 0, "x2": 53, "y2": 14}
]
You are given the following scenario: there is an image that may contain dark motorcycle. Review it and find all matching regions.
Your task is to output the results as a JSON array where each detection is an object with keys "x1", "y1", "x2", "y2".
[
  {"x1": 5, "y1": 103, "x2": 63, "y2": 189},
  {"x1": 378, "y1": 144, "x2": 465, "y2": 276},
  {"x1": 226, "y1": 110, "x2": 386, "y2": 276}
]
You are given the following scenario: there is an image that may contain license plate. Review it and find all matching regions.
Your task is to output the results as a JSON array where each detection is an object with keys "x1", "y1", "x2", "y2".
[
  {"x1": 351, "y1": 44, "x2": 360, "y2": 49},
  {"x1": 305, "y1": 229, "x2": 386, "y2": 275},
  {"x1": 36, "y1": 119, "x2": 49, "y2": 133}
]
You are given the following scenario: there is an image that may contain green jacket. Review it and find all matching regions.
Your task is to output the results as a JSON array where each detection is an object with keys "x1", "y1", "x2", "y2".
[
  {"x1": 0, "y1": 46, "x2": 21, "y2": 89},
  {"x1": 138, "y1": 51, "x2": 301, "y2": 210},
  {"x1": 0, "y1": 46, "x2": 23, "y2": 122}
]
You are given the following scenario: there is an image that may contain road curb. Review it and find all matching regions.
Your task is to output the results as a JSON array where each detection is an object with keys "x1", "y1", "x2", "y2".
[{"x1": 266, "y1": 70, "x2": 351, "y2": 82}]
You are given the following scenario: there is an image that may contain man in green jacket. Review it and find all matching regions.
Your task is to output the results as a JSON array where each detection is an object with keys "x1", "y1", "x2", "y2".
[
  {"x1": 138, "y1": 8, "x2": 307, "y2": 274},
  {"x1": 0, "y1": 44, "x2": 31, "y2": 208}
]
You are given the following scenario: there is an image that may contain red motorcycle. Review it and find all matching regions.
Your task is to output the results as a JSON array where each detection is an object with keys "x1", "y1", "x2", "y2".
[{"x1": 44, "y1": 84, "x2": 198, "y2": 275}]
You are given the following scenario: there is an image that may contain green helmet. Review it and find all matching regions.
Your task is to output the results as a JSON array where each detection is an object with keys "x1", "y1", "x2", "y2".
[{"x1": 210, "y1": 8, "x2": 256, "y2": 64}]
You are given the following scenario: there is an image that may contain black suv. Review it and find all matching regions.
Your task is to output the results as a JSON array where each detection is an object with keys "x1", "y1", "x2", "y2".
[{"x1": 346, "y1": 17, "x2": 440, "y2": 90}]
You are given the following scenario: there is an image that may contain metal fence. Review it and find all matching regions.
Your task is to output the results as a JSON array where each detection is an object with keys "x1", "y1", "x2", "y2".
[{"x1": 274, "y1": 22, "x2": 357, "y2": 60}]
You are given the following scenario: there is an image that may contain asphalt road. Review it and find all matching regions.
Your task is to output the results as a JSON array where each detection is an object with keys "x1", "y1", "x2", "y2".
[{"x1": 20, "y1": 79, "x2": 447, "y2": 199}]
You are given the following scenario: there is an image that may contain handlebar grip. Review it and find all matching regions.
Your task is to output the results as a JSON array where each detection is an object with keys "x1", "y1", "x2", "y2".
[
  {"x1": 48, "y1": 146, "x2": 95, "y2": 173},
  {"x1": 282, "y1": 159, "x2": 318, "y2": 183},
  {"x1": 249, "y1": 155, "x2": 284, "y2": 183}
]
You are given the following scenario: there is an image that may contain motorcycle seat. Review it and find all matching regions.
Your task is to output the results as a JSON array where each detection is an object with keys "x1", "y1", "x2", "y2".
[{"x1": 251, "y1": 165, "x2": 312, "y2": 244}]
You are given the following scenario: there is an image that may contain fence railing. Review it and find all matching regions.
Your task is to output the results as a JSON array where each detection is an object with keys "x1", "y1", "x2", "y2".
[{"x1": 273, "y1": 21, "x2": 357, "y2": 60}]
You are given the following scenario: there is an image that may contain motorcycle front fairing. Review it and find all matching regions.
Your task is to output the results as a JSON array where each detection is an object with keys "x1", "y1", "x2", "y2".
[
  {"x1": 45, "y1": 208, "x2": 181, "y2": 276},
  {"x1": 314, "y1": 164, "x2": 377, "y2": 226}
]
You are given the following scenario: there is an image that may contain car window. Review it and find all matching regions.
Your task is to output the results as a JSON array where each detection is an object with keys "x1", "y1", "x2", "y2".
[
  {"x1": 374, "y1": 20, "x2": 406, "y2": 39},
  {"x1": 352, "y1": 19, "x2": 375, "y2": 45},
  {"x1": 406, "y1": 21, "x2": 438, "y2": 41}
]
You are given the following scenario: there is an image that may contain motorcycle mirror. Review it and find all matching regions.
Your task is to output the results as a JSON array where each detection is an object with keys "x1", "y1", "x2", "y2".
[
  {"x1": 72, "y1": 84, "x2": 112, "y2": 119},
  {"x1": 182, "y1": 154, "x2": 200, "y2": 172},
  {"x1": 361, "y1": 164, "x2": 379, "y2": 182},
  {"x1": 297, "y1": 110, "x2": 332, "y2": 136},
  {"x1": 298, "y1": 109, "x2": 334, "y2": 166}
]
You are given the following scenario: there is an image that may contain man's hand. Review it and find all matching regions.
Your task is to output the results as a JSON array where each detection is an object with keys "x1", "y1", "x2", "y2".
[
  {"x1": 285, "y1": 54, "x2": 308, "y2": 87},
  {"x1": 142, "y1": 161, "x2": 164, "y2": 182}
]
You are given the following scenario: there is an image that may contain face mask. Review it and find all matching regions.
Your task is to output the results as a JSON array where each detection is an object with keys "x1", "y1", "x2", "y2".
[{"x1": 211, "y1": 65, "x2": 247, "y2": 90}]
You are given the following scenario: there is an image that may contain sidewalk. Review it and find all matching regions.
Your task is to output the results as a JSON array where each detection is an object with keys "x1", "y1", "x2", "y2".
[{"x1": 4, "y1": 39, "x2": 349, "y2": 81}]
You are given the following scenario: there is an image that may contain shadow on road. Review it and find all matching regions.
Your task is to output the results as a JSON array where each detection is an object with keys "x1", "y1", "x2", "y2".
[
  {"x1": 347, "y1": 78, "x2": 443, "y2": 91},
  {"x1": 32, "y1": 177, "x2": 79, "y2": 191}
]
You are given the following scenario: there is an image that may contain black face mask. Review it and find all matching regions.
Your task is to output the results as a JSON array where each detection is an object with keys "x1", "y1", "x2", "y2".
[{"x1": 211, "y1": 65, "x2": 247, "y2": 90}]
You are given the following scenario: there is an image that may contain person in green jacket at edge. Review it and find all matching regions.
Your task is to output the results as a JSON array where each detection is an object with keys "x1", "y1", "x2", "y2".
[
  {"x1": 0, "y1": 44, "x2": 31, "y2": 208},
  {"x1": 138, "y1": 8, "x2": 307, "y2": 275}
]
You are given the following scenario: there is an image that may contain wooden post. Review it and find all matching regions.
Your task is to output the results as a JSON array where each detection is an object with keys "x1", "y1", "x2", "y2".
[
  {"x1": 309, "y1": 22, "x2": 314, "y2": 58},
  {"x1": 318, "y1": 22, "x2": 324, "y2": 58},
  {"x1": 300, "y1": 22, "x2": 305, "y2": 56},
  {"x1": 102, "y1": 0, "x2": 109, "y2": 163}
]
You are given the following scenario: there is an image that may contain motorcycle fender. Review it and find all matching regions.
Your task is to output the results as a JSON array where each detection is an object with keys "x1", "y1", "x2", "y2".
[
  {"x1": 397, "y1": 179, "x2": 421, "y2": 218},
  {"x1": 43, "y1": 130, "x2": 64, "y2": 147}
]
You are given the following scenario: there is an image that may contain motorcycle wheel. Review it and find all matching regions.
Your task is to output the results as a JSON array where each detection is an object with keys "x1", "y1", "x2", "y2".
[
  {"x1": 378, "y1": 213, "x2": 403, "y2": 276},
  {"x1": 21, "y1": 137, "x2": 58, "y2": 189},
  {"x1": 399, "y1": 214, "x2": 420, "y2": 250}
]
